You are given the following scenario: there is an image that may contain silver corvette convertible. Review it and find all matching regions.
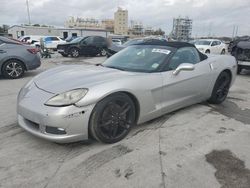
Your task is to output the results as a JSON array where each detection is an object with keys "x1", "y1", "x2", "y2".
[{"x1": 17, "y1": 41, "x2": 237, "y2": 143}]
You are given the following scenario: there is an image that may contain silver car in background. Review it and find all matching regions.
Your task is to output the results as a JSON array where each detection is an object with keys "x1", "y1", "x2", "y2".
[
  {"x1": 17, "y1": 41, "x2": 237, "y2": 144},
  {"x1": 0, "y1": 36, "x2": 41, "y2": 79}
]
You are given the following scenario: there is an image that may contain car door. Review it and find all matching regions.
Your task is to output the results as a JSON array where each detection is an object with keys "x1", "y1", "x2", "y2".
[
  {"x1": 50, "y1": 37, "x2": 60, "y2": 49},
  {"x1": 217, "y1": 41, "x2": 224, "y2": 53},
  {"x1": 160, "y1": 47, "x2": 212, "y2": 113},
  {"x1": 80, "y1": 36, "x2": 95, "y2": 55},
  {"x1": 210, "y1": 41, "x2": 218, "y2": 54},
  {"x1": 0, "y1": 40, "x2": 7, "y2": 63}
]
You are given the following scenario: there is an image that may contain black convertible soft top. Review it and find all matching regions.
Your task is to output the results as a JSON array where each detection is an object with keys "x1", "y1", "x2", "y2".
[
  {"x1": 136, "y1": 40, "x2": 194, "y2": 48},
  {"x1": 136, "y1": 40, "x2": 208, "y2": 61}
]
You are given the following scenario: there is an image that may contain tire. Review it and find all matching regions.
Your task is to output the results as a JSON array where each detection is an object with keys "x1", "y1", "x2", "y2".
[
  {"x1": 61, "y1": 53, "x2": 68, "y2": 57},
  {"x1": 208, "y1": 71, "x2": 231, "y2": 104},
  {"x1": 89, "y1": 93, "x2": 136, "y2": 143},
  {"x1": 70, "y1": 48, "x2": 80, "y2": 58},
  {"x1": 2, "y1": 59, "x2": 25, "y2": 79},
  {"x1": 221, "y1": 49, "x2": 226, "y2": 54},
  {"x1": 237, "y1": 66, "x2": 242, "y2": 74},
  {"x1": 205, "y1": 50, "x2": 210, "y2": 54}
]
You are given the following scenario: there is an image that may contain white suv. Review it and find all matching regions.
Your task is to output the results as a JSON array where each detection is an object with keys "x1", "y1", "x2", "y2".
[{"x1": 41, "y1": 36, "x2": 66, "y2": 50}]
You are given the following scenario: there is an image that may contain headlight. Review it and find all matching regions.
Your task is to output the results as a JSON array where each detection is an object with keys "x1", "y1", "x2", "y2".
[
  {"x1": 45, "y1": 89, "x2": 88, "y2": 107},
  {"x1": 18, "y1": 79, "x2": 34, "y2": 100},
  {"x1": 198, "y1": 48, "x2": 204, "y2": 51}
]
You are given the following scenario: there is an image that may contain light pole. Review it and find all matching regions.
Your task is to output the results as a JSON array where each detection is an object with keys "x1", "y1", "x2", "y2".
[{"x1": 26, "y1": 0, "x2": 31, "y2": 24}]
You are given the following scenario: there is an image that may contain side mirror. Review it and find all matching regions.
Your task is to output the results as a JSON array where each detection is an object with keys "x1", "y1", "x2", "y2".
[{"x1": 173, "y1": 63, "x2": 195, "y2": 75}]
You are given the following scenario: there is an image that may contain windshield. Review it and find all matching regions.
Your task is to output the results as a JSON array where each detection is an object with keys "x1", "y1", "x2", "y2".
[
  {"x1": 123, "y1": 39, "x2": 144, "y2": 47},
  {"x1": 70, "y1": 37, "x2": 84, "y2": 43},
  {"x1": 195, "y1": 40, "x2": 211, "y2": 45},
  {"x1": 102, "y1": 45, "x2": 173, "y2": 72}
]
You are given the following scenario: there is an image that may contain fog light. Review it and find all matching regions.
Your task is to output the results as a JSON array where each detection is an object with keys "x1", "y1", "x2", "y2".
[{"x1": 46, "y1": 126, "x2": 66, "y2": 135}]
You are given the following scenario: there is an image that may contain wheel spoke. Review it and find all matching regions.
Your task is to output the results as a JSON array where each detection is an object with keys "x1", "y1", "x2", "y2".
[
  {"x1": 119, "y1": 120, "x2": 131, "y2": 130},
  {"x1": 112, "y1": 125, "x2": 118, "y2": 138},
  {"x1": 120, "y1": 102, "x2": 131, "y2": 115},
  {"x1": 99, "y1": 120, "x2": 112, "y2": 128}
]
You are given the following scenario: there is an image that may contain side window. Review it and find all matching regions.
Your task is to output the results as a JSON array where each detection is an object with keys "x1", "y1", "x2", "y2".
[
  {"x1": 51, "y1": 37, "x2": 59, "y2": 41},
  {"x1": 93, "y1": 37, "x2": 101, "y2": 43},
  {"x1": 0, "y1": 40, "x2": 3, "y2": 45},
  {"x1": 44, "y1": 37, "x2": 52, "y2": 42},
  {"x1": 217, "y1": 41, "x2": 221, "y2": 45},
  {"x1": 82, "y1": 37, "x2": 94, "y2": 45},
  {"x1": 211, "y1": 41, "x2": 217, "y2": 46},
  {"x1": 168, "y1": 47, "x2": 200, "y2": 70}
]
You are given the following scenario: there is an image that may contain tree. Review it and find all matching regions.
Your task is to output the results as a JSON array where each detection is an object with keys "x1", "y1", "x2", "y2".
[{"x1": 153, "y1": 28, "x2": 165, "y2": 36}]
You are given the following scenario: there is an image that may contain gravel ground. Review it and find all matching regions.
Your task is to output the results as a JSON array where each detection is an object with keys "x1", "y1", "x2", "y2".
[{"x1": 0, "y1": 54, "x2": 250, "y2": 188}]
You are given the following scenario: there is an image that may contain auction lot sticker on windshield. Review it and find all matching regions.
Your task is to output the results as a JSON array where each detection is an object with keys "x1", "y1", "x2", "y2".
[{"x1": 152, "y1": 48, "x2": 171, "y2": 55}]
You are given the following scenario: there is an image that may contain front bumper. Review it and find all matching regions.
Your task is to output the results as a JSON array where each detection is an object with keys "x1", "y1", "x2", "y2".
[
  {"x1": 17, "y1": 83, "x2": 94, "y2": 143},
  {"x1": 238, "y1": 61, "x2": 250, "y2": 69}
]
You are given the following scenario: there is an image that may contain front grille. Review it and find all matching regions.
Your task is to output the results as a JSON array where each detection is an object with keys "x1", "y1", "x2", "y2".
[{"x1": 25, "y1": 119, "x2": 39, "y2": 130}]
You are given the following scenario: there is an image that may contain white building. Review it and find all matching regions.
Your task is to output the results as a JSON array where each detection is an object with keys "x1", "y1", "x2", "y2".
[
  {"x1": 114, "y1": 7, "x2": 128, "y2": 35},
  {"x1": 8, "y1": 25, "x2": 109, "y2": 39}
]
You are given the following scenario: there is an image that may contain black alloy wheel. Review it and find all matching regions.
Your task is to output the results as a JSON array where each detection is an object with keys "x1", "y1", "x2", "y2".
[
  {"x1": 100, "y1": 48, "x2": 107, "y2": 56},
  {"x1": 208, "y1": 71, "x2": 231, "y2": 104},
  {"x1": 70, "y1": 48, "x2": 80, "y2": 58},
  {"x1": 2, "y1": 60, "x2": 25, "y2": 79},
  {"x1": 89, "y1": 93, "x2": 136, "y2": 143}
]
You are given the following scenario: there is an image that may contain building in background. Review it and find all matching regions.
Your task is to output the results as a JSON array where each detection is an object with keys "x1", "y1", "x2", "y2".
[
  {"x1": 129, "y1": 21, "x2": 143, "y2": 36},
  {"x1": 8, "y1": 25, "x2": 109, "y2": 39},
  {"x1": 101, "y1": 19, "x2": 114, "y2": 33},
  {"x1": 171, "y1": 17, "x2": 192, "y2": 41},
  {"x1": 65, "y1": 17, "x2": 103, "y2": 30},
  {"x1": 144, "y1": 27, "x2": 154, "y2": 36},
  {"x1": 114, "y1": 7, "x2": 128, "y2": 35}
]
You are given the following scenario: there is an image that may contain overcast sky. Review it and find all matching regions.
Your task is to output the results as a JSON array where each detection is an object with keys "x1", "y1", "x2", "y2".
[{"x1": 1, "y1": 0, "x2": 250, "y2": 37}]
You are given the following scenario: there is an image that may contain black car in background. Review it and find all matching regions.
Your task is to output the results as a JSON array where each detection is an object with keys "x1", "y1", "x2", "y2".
[
  {"x1": 57, "y1": 36, "x2": 108, "y2": 57},
  {"x1": 230, "y1": 41, "x2": 250, "y2": 74}
]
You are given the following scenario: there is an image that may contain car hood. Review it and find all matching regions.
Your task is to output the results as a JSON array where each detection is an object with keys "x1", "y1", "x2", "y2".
[{"x1": 34, "y1": 65, "x2": 134, "y2": 94}]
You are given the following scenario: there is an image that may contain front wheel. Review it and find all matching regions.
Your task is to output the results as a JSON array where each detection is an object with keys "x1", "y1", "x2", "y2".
[
  {"x1": 89, "y1": 93, "x2": 136, "y2": 143},
  {"x1": 2, "y1": 60, "x2": 25, "y2": 79},
  {"x1": 208, "y1": 71, "x2": 231, "y2": 104},
  {"x1": 221, "y1": 49, "x2": 226, "y2": 54},
  {"x1": 237, "y1": 66, "x2": 242, "y2": 74},
  {"x1": 70, "y1": 48, "x2": 80, "y2": 58},
  {"x1": 205, "y1": 49, "x2": 210, "y2": 54}
]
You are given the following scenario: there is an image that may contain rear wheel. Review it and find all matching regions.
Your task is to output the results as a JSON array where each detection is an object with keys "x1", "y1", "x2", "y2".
[
  {"x1": 237, "y1": 66, "x2": 242, "y2": 74},
  {"x1": 205, "y1": 49, "x2": 210, "y2": 54},
  {"x1": 208, "y1": 71, "x2": 231, "y2": 104},
  {"x1": 89, "y1": 93, "x2": 136, "y2": 143},
  {"x1": 221, "y1": 49, "x2": 226, "y2": 54},
  {"x1": 70, "y1": 48, "x2": 80, "y2": 58},
  {"x1": 2, "y1": 59, "x2": 25, "y2": 79}
]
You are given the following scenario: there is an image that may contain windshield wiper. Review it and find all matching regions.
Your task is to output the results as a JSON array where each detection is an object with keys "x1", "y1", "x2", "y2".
[
  {"x1": 96, "y1": 63, "x2": 104, "y2": 67},
  {"x1": 105, "y1": 65, "x2": 125, "y2": 71}
]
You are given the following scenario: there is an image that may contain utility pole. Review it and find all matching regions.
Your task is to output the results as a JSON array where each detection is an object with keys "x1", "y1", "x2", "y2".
[{"x1": 26, "y1": 0, "x2": 31, "y2": 25}]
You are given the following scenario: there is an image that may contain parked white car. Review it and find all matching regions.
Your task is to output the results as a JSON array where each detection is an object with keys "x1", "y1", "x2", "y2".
[
  {"x1": 41, "y1": 36, "x2": 66, "y2": 50},
  {"x1": 18, "y1": 35, "x2": 43, "y2": 47},
  {"x1": 195, "y1": 39, "x2": 227, "y2": 54},
  {"x1": 112, "y1": 39, "x2": 122, "y2": 45}
]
